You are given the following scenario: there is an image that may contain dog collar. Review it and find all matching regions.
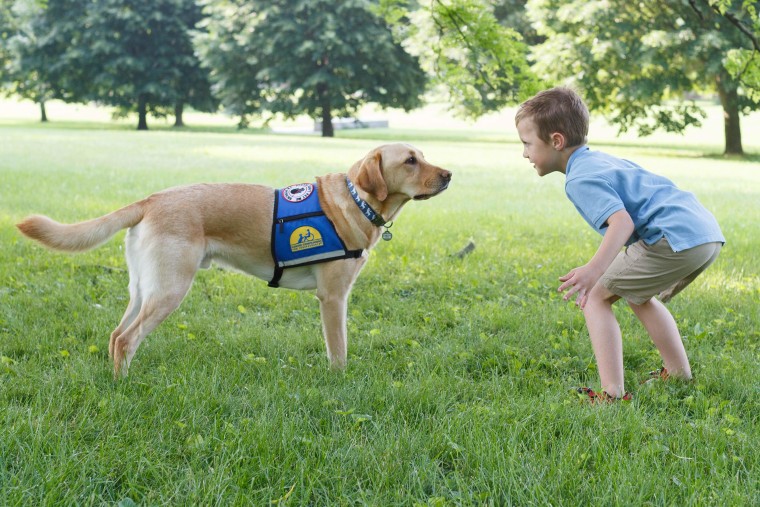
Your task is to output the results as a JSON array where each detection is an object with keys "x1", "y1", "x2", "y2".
[{"x1": 346, "y1": 176, "x2": 387, "y2": 227}]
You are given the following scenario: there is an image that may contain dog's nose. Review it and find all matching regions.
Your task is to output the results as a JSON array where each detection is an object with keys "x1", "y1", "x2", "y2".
[{"x1": 441, "y1": 170, "x2": 452, "y2": 181}]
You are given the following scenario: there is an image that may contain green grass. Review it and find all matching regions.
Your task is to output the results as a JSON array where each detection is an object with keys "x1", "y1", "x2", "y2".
[{"x1": 1, "y1": 110, "x2": 758, "y2": 505}]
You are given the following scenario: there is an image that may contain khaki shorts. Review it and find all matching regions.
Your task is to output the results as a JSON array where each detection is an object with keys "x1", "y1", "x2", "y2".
[{"x1": 600, "y1": 238, "x2": 722, "y2": 305}]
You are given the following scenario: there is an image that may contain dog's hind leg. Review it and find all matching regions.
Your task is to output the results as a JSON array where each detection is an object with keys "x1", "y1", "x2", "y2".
[
  {"x1": 111, "y1": 288, "x2": 191, "y2": 377},
  {"x1": 109, "y1": 289, "x2": 141, "y2": 360},
  {"x1": 111, "y1": 238, "x2": 203, "y2": 377},
  {"x1": 109, "y1": 229, "x2": 143, "y2": 359}
]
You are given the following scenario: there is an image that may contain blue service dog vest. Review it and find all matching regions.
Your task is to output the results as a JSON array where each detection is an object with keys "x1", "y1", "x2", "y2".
[{"x1": 269, "y1": 183, "x2": 363, "y2": 287}]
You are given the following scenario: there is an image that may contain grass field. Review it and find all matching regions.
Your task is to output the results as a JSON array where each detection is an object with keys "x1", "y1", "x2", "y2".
[{"x1": 1, "y1": 101, "x2": 759, "y2": 505}]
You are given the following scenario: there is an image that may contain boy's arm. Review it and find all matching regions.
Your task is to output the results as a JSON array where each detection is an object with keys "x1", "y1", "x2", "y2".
[{"x1": 558, "y1": 209, "x2": 634, "y2": 308}]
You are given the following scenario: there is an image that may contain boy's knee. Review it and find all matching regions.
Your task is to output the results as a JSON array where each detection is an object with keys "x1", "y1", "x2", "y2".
[
  {"x1": 587, "y1": 284, "x2": 619, "y2": 306},
  {"x1": 582, "y1": 288, "x2": 617, "y2": 320}
]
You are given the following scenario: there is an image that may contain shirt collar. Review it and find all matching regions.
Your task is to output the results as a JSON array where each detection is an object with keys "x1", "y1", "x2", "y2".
[{"x1": 565, "y1": 145, "x2": 590, "y2": 177}]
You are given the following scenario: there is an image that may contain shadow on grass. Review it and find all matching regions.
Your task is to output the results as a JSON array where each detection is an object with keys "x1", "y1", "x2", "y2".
[
  {"x1": 3, "y1": 118, "x2": 759, "y2": 162},
  {"x1": 701, "y1": 152, "x2": 760, "y2": 164},
  {"x1": 0, "y1": 118, "x2": 269, "y2": 136}
]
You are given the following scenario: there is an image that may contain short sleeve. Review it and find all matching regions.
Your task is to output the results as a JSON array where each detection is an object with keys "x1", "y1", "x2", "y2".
[{"x1": 565, "y1": 177, "x2": 625, "y2": 231}]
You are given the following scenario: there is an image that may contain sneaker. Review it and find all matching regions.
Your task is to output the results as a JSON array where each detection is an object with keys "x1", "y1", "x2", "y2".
[
  {"x1": 575, "y1": 387, "x2": 632, "y2": 404},
  {"x1": 641, "y1": 367, "x2": 669, "y2": 385}
]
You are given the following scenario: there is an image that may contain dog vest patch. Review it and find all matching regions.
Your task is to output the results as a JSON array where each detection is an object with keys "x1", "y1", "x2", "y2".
[{"x1": 269, "y1": 183, "x2": 363, "y2": 287}]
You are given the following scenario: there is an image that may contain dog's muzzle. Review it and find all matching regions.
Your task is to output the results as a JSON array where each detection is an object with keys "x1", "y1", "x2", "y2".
[{"x1": 414, "y1": 172, "x2": 452, "y2": 200}]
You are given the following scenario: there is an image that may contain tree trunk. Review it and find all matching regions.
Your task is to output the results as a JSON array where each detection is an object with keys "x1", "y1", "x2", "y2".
[
  {"x1": 716, "y1": 71, "x2": 743, "y2": 155},
  {"x1": 174, "y1": 102, "x2": 185, "y2": 128},
  {"x1": 137, "y1": 95, "x2": 149, "y2": 131},
  {"x1": 318, "y1": 83, "x2": 334, "y2": 137},
  {"x1": 40, "y1": 101, "x2": 48, "y2": 123}
]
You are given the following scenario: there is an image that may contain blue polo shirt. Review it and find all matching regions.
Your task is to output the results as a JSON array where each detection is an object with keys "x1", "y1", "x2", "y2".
[{"x1": 565, "y1": 146, "x2": 724, "y2": 252}]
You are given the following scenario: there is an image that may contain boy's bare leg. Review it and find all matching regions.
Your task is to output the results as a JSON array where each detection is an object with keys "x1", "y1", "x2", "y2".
[
  {"x1": 582, "y1": 286, "x2": 625, "y2": 398},
  {"x1": 628, "y1": 298, "x2": 692, "y2": 379}
]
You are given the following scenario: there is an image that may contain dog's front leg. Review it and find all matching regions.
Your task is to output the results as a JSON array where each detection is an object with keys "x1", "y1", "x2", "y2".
[
  {"x1": 317, "y1": 291, "x2": 348, "y2": 369},
  {"x1": 314, "y1": 257, "x2": 366, "y2": 369}
]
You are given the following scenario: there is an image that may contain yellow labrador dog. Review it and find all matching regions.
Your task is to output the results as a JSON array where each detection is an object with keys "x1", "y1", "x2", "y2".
[{"x1": 17, "y1": 143, "x2": 451, "y2": 377}]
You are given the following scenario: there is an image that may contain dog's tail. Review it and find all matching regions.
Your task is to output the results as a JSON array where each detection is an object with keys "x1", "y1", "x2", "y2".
[{"x1": 16, "y1": 202, "x2": 145, "y2": 252}]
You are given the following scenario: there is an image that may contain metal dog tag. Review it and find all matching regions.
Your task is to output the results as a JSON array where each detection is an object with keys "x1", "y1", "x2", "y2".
[{"x1": 382, "y1": 230, "x2": 393, "y2": 241}]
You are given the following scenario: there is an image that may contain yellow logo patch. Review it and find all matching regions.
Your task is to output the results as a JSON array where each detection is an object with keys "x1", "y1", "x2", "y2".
[{"x1": 290, "y1": 226, "x2": 324, "y2": 252}]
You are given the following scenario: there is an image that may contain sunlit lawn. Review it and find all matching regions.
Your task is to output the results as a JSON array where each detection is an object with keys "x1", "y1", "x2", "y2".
[{"x1": 1, "y1": 101, "x2": 758, "y2": 504}]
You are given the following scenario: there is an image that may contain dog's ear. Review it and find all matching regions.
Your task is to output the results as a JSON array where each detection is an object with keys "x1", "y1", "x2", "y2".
[{"x1": 356, "y1": 151, "x2": 388, "y2": 201}]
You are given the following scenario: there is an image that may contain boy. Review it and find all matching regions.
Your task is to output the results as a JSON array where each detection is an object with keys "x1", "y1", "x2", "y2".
[{"x1": 515, "y1": 87, "x2": 724, "y2": 402}]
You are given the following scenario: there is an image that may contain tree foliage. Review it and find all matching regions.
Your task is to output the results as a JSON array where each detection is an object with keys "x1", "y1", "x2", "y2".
[
  {"x1": 527, "y1": 0, "x2": 760, "y2": 154},
  {"x1": 379, "y1": 0, "x2": 541, "y2": 119},
  {"x1": 71, "y1": 0, "x2": 217, "y2": 129},
  {"x1": 195, "y1": 0, "x2": 265, "y2": 127},
  {"x1": 199, "y1": 0, "x2": 427, "y2": 136},
  {"x1": 714, "y1": 0, "x2": 760, "y2": 101},
  {"x1": 0, "y1": 0, "x2": 15, "y2": 86},
  {"x1": 492, "y1": 0, "x2": 545, "y2": 46},
  {"x1": 2, "y1": 0, "x2": 217, "y2": 129},
  {"x1": 0, "y1": 0, "x2": 65, "y2": 121},
  {"x1": 1, "y1": 0, "x2": 77, "y2": 120}
]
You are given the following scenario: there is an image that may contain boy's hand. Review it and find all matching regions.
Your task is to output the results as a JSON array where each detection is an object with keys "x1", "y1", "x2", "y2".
[
  {"x1": 559, "y1": 210, "x2": 635, "y2": 309},
  {"x1": 558, "y1": 264, "x2": 603, "y2": 309}
]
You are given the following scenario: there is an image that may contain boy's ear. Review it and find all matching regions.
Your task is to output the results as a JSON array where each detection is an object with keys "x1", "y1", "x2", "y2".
[{"x1": 550, "y1": 132, "x2": 566, "y2": 150}]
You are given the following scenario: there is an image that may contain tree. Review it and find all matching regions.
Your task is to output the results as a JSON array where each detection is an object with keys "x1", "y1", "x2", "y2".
[
  {"x1": 65, "y1": 0, "x2": 216, "y2": 130},
  {"x1": 1, "y1": 0, "x2": 71, "y2": 122},
  {"x1": 527, "y1": 0, "x2": 760, "y2": 155},
  {"x1": 0, "y1": 0, "x2": 14, "y2": 86},
  {"x1": 195, "y1": 0, "x2": 266, "y2": 128},
  {"x1": 199, "y1": 0, "x2": 427, "y2": 136},
  {"x1": 164, "y1": 0, "x2": 219, "y2": 127},
  {"x1": 379, "y1": 0, "x2": 541, "y2": 119},
  {"x1": 713, "y1": 0, "x2": 760, "y2": 103},
  {"x1": 493, "y1": 0, "x2": 545, "y2": 46}
]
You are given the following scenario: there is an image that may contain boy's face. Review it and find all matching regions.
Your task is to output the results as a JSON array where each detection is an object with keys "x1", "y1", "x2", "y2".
[{"x1": 516, "y1": 117, "x2": 564, "y2": 177}]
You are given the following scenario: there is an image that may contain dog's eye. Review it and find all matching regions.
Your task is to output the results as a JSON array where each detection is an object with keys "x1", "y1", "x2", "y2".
[{"x1": 405, "y1": 156, "x2": 417, "y2": 165}]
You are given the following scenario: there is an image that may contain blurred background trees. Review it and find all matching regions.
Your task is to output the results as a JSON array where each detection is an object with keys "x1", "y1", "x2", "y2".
[
  {"x1": 0, "y1": 0, "x2": 59, "y2": 122},
  {"x1": 198, "y1": 0, "x2": 427, "y2": 136},
  {"x1": 74, "y1": 0, "x2": 217, "y2": 129},
  {"x1": 0, "y1": 0, "x2": 758, "y2": 153},
  {"x1": 377, "y1": 0, "x2": 541, "y2": 120},
  {"x1": 527, "y1": 0, "x2": 760, "y2": 155}
]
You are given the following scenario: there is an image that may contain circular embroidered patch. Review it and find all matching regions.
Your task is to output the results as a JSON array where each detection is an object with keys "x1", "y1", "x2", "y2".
[{"x1": 282, "y1": 183, "x2": 314, "y2": 203}]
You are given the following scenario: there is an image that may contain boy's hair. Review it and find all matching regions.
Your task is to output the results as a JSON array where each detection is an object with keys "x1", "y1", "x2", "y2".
[{"x1": 515, "y1": 87, "x2": 589, "y2": 147}]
